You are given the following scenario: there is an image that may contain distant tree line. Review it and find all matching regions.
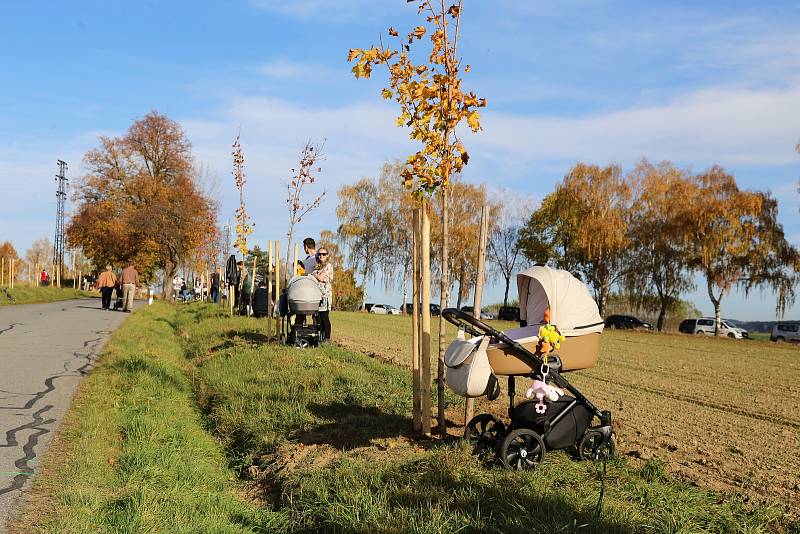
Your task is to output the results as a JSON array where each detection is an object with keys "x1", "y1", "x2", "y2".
[{"x1": 519, "y1": 160, "x2": 799, "y2": 333}]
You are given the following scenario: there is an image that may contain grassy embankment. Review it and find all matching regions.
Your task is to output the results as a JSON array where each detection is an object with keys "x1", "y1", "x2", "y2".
[
  {"x1": 13, "y1": 304, "x2": 797, "y2": 533},
  {"x1": 0, "y1": 285, "x2": 95, "y2": 306}
]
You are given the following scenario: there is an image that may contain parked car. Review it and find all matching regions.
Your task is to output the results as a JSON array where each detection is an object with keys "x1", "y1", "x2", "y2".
[
  {"x1": 402, "y1": 303, "x2": 441, "y2": 316},
  {"x1": 364, "y1": 303, "x2": 375, "y2": 312},
  {"x1": 771, "y1": 323, "x2": 800, "y2": 342},
  {"x1": 459, "y1": 306, "x2": 495, "y2": 320},
  {"x1": 678, "y1": 318, "x2": 749, "y2": 339},
  {"x1": 604, "y1": 315, "x2": 653, "y2": 330},
  {"x1": 498, "y1": 306, "x2": 520, "y2": 322},
  {"x1": 370, "y1": 304, "x2": 401, "y2": 315}
]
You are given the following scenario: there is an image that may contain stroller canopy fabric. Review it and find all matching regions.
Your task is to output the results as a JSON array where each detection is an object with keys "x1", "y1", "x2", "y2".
[{"x1": 517, "y1": 266, "x2": 604, "y2": 337}]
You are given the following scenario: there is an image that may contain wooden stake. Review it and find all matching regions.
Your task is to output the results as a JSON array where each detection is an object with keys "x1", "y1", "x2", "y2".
[
  {"x1": 10, "y1": 259, "x2": 15, "y2": 289},
  {"x1": 465, "y1": 205, "x2": 490, "y2": 426},
  {"x1": 420, "y1": 199, "x2": 432, "y2": 436},
  {"x1": 267, "y1": 240, "x2": 273, "y2": 339},
  {"x1": 437, "y1": 186, "x2": 450, "y2": 437},
  {"x1": 1, "y1": 257, "x2": 5, "y2": 287},
  {"x1": 411, "y1": 207, "x2": 422, "y2": 432},
  {"x1": 275, "y1": 241, "x2": 282, "y2": 339},
  {"x1": 293, "y1": 243, "x2": 299, "y2": 277}
]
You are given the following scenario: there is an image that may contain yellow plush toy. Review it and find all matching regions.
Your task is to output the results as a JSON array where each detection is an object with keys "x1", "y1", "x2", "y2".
[{"x1": 537, "y1": 305, "x2": 566, "y2": 355}]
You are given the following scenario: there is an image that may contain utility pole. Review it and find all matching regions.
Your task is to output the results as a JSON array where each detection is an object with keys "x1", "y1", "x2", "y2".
[{"x1": 53, "y1": 160, "x2": 68, "y2": 288}]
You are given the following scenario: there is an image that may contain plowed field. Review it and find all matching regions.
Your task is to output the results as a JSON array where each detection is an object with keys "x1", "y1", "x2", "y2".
[{"x1": 332, "y1": 311, "x2": 800, "y2": 512}]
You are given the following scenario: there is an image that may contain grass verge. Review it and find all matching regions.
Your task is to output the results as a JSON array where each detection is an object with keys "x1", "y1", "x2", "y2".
[
  {"x1": 9, "y1": 303, "x2": 285, "y2": 533},
  {"x1": 0, "y1": 286, "x2": 95, "y2": 306}
]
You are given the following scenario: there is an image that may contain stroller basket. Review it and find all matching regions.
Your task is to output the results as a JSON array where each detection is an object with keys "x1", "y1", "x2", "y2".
[{"x1": 485, "y1": 326, "x2": 600, "y2": 375}]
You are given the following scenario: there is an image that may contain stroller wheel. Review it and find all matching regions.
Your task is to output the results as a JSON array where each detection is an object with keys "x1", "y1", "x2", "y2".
[
  {"x1": 500, "y1": 429, "x2": 545, "y2": 471},
  {"x1": 578, "y1": 430, "x2": 616, "y2": 462},
  {"x1": 464, "y1": 414, "x2": 505, "y2": 458},
  {"x1": 294, "y1": 338, "x2": 310, "y2": 349}
]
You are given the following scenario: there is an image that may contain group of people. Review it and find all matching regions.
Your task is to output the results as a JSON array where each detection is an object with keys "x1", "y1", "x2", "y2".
[
  {"x1": 228, "y1": 237, "x2": 333, "y2": 342},
  {"x1": 172, "y1": 274, "x2": 221, "y2": 302},
  {"x1": 96, "y1": 262, "x2": 140, "y2": 312},
  {"x1": 299, "y1": 237, "x2": 333, "y2": 342}
]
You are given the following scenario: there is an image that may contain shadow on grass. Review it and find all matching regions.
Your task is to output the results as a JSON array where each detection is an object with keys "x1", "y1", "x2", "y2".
[
  {"x1": 385, "y1": 465, "x2": 637, "y2": 534},
  {"x1": 298, "y1": 401, "x2": 415, "y2": 450},
  {"x1": 223, "y1": 329, "x2": 272, "y2": 345}
]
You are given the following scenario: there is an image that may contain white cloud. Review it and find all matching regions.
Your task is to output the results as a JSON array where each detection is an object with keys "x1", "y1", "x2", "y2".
[{"x1": 475, "y1": 85, "x2": 800, "y2": 168}]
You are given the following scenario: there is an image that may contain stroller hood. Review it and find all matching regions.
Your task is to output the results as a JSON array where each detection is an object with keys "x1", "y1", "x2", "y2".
[
  {"x1": 517, "y1": 266, "x2": 603, "y2": 337},
  {"x1": 287, "y1": 275, "x2": 322, "y2": 314}
]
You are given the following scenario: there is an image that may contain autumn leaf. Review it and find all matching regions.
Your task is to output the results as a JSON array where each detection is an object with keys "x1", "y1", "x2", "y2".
[
  {"x1": 381, "y1": 88, "x2": 393, "y2": 100},
  {"x1": 388, "y1": 27, "x2": 399, "y2": 37},
  {"x1": 466, "y1": 110, "x2": 481, "y2": 132},
  {"x1": 460, "y1": 151, "x2": 469, "y2": 165},
  {"x1": 411, "y1": 26, "x2": 426, "y2": 39},
  {"x1": 347, "y1": 48, "x2": 360, "y2": 62}
]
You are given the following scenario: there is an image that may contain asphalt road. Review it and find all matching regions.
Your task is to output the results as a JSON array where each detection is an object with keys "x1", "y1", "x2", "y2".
[{"x1": 0, "y1": 298, "x2": 134, "y2": 533}]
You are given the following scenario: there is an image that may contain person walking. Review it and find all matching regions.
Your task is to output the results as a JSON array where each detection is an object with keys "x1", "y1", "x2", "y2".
[
  {"x1": 97, "y1": 265, "x2": 116, "y2": 310},
  {"x1": 311, "y1": 247, "x2": 333, "y2": 342},
  {"x1": 120, "y1": 262, "x2": 139, "y2": 313},
  {"x1": 210, "y1": 268, "x2": 221, "y2": 303}
]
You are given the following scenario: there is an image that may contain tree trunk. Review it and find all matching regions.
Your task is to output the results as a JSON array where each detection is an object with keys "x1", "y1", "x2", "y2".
[
  {"x1": 361, "y1": 263, "x2": 369, "y2": 311},
  {"x1": 162, "y1": 263, "x2": 176, "y2": 303},
  {"x1": 437, "y1": 187, "x2": 449, "y2": 438},
  {"x1": 706, "y1": 277, "x2": 722, "y2": 336},
  {"x1": 502, "y1": 275, "x2": 511, "y2": 307},
  {"x1": 656, "y1": 297, "x2": 668, "y2": 332},
  {"x1": 401, "y1": 268, "x2": 408, "y2": 314}
]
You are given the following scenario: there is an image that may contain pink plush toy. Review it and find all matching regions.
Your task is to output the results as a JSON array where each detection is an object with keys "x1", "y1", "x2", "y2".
[{"x1": 526, "y1": 380, "x2": 564, "y2": 414}]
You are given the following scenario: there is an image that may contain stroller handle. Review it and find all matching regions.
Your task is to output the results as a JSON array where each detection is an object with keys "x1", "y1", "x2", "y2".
[
  {"x1": 442, "y1": 307, "x2": 548, "y2": 374},
  {"x1": 442, "y1": 308, "x2": 505, "y2": 338}
]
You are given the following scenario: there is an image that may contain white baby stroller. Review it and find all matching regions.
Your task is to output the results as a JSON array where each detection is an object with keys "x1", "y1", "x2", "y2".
[
  {"x1": 443, "y1": 265, "x2": 613, "y2": 470},
  {"x1": 281, "y1": 275, "x2": 323, "y2": 348}
]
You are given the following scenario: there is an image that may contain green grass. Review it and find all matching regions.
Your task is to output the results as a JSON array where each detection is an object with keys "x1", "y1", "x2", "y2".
[
  {"x1": 0, "y1": 285, "x2": 96, "y2": 306},
  {"x1": 11, "y1": 303, "x2": 285, "y2": 533},
  {"x1": 16, "y1": 304, "x2": 797, "y2": 533},
  {"x1": 180, "y1": 305, "x2": 794, "y2": 533}
]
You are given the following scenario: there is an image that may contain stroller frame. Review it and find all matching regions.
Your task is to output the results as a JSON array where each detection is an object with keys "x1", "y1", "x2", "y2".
[{"x1": 442, "y1": 308, "x2": 613, "y2": 470}]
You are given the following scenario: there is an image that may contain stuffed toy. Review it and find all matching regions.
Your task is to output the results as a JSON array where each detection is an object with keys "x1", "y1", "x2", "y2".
[
  {"x1": 526, "y1": 379, "x2": 565, "y2": 414},
  {"x1": 536, "y1": 307, "x2": 565, "y2": 354}
]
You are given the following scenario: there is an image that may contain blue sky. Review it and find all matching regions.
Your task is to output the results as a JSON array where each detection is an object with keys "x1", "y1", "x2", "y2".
[{"x1": 1, "y1": 0, "x2": 799, "y2": 320}]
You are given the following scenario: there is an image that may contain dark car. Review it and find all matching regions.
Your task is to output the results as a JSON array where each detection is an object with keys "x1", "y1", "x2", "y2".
[
  {"x1": 678, "y1": 318, "x2": 696, "y2": 334},
  {"x1": 604, "y1": 315, "x2": 653, "y2": 330},
  {"x1": 402, "y1": 303, "x2": 441, "y2": 315},
  {"x1": 364, "y1": 303, "x2": 375, "y2": 312},
  {"x1": 498, "y1": 306, "x2": 520, "y2": 321}
]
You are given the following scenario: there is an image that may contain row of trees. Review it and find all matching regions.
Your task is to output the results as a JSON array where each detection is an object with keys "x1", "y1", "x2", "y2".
[
  {"x1": 332, "y1": 161, "x2": 521, "y2": 312},
  {"x1": 520, "y1": 160, "x2": 799, "y2": 332}
]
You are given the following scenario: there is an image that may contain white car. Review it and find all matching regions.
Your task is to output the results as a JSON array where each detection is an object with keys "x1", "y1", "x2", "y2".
[
  {"x1": 681, "y1": 318, "x2": 749, "y2": 339},
  {"x1": 369, "y1": 304, "x2": 401, "y2": 315}
]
